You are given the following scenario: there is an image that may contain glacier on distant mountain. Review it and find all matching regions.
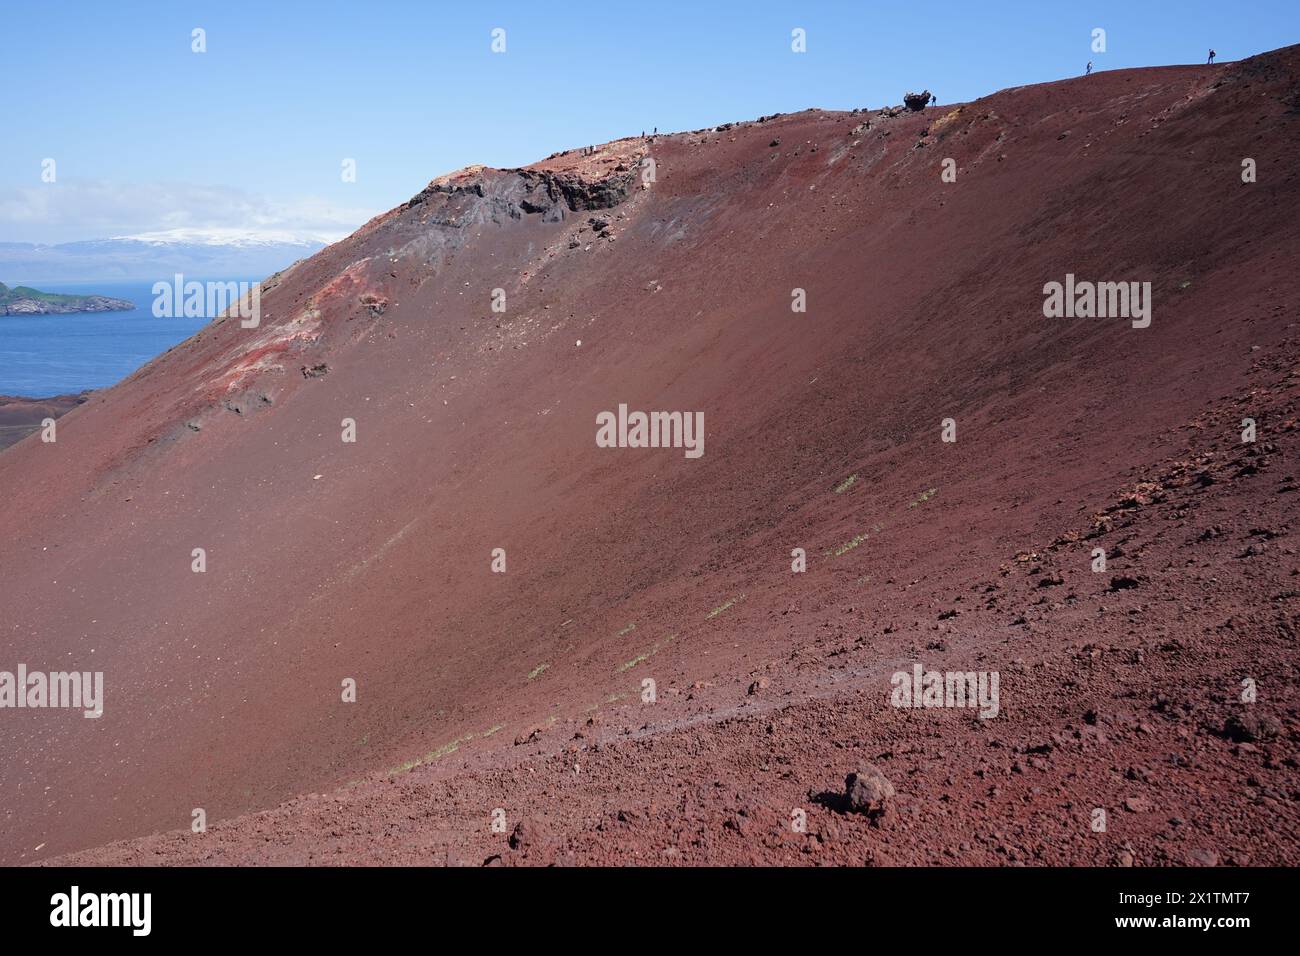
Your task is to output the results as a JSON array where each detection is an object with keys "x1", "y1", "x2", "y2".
[{"x1": 0, "y1": 233, "x2": 331, "y2": 282}]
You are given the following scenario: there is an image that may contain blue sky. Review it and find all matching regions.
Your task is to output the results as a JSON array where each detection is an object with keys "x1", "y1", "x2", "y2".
[{"x1": 2, "y1": 0, "x2": 1296, "y2": 244}]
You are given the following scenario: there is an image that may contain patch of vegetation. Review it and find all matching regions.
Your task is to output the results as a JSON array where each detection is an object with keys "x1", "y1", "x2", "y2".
[
  {"x1": 618, "y1": 651, "x2": 651, "y2": 672},
  {"x1": 909, "y1": 487, "x2": 938, "y2": 507},
  {"x1": 706, "y1": 595, "x2": 744, "y2": 619},
  {"x1": 828, "y1": 532, "x2": 869, "y2": 557},
  {"x1": 425, "y1": 739, "x2": 465, "y2": 760},
  {"x1": 527, "y1": 662, "x2": 549, "y2": 680},
  {"x1": 388, "y1": 729, "x2": 481, "y2": 775},
  {"x1": 834, "y1": 473, "x2": 858, "y2": 494},
  {"x1": 616, "y1": 634, "x2": 677, "y2": 673}
]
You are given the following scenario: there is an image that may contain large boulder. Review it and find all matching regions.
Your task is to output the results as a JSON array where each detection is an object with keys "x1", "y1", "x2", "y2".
[{"x1": 904, "y1": 90, "x2": 932, "y2": 112}]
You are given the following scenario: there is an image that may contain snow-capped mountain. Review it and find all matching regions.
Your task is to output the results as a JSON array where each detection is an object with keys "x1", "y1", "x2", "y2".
[
  {"x1": 113, "y1": 227, "x2": 343, "y2": 248},
  {"x1": 0, "y1": 230, "x2": 335, "y2": 283}
]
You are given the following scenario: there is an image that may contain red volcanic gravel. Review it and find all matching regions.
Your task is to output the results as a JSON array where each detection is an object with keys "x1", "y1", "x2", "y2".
[{"x1": 4, "y1": 48, "x2": 1300, "y2": 866}]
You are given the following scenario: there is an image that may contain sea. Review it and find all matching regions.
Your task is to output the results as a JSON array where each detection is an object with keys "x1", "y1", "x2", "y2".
[{"x1": 0, "y1": 279, "x2": 254, "y2": 396}]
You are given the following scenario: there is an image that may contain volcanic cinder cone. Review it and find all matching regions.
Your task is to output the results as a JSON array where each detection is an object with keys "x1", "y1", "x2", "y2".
[{"x1": 5, "y1": 47, "x2": 1300, "y2": 866}]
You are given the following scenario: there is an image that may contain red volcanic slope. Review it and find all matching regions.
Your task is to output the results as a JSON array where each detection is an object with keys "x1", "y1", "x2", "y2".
[
  {"x1": 6, "y1": 49, "x2": 1300, "y2": 866},
  {"x1": 0, "y1": 393, "x2": 87, "y2": 452}
]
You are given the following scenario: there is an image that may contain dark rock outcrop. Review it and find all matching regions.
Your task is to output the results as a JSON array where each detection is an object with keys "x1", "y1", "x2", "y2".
[{"x1": 904, "y1": 90, "x2": 932, "y2": 112}]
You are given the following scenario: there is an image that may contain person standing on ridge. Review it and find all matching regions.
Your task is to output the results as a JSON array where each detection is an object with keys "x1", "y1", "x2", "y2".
[
  {"x1": 1086, "y1": 60, "x2": 1093, "y2": 76},
  {"x1": 1208, "y1": 49, "x2": 1216, "y2": 64}
]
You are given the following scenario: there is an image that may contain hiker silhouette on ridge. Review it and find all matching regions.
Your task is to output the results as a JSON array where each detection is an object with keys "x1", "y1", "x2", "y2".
[
  {"x1": 1086, "y1": 61, "x2": 1093, "y2": 76},
  {"x1": 1208, "y1": 49, "x2": 1216, "y2": 64}
]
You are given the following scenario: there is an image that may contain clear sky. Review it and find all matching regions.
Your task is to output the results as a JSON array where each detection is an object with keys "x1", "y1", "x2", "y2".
[{"x1": 3, "y1": 0, "x2": 1297, "y2": 244}]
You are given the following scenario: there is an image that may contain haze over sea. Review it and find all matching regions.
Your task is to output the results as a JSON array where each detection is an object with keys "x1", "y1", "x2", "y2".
[{"x1": 0, "y1": 279, "x2": 251, "y2": 396}]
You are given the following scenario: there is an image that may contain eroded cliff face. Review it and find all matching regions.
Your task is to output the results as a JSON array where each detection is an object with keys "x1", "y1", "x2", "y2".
[
  {"x1": 406, "y1": 162, "x2": 639, "y2": 220},
  {"x1": 5, "y1": 48, "x2": 1300, "y2": 865}
]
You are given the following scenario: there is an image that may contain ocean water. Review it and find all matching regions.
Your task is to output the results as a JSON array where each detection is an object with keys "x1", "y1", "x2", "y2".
[{"x1": 0, "y1": 280, "x2": 251, "y2": 396}]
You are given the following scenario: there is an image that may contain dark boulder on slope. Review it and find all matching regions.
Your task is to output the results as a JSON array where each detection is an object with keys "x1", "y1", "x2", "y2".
[{"x1": 904, "y1": 90, "x2": 932, "y2": 111}]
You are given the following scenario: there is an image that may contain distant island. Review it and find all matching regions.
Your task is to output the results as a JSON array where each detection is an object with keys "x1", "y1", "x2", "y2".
[{"x1": 0, "y1": 281, "x2": 134, "y2": 316}]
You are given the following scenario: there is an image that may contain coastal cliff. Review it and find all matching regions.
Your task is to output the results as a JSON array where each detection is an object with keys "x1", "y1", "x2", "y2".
[{"x1": 0, "y1": 281, "x2": 133, "y2": 315}]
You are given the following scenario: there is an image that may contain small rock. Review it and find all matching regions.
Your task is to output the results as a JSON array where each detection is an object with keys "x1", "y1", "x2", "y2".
[
  {"x1": 1223, "y1": 712, "x2": 1281, "y2": 742},
  {"x1": 844, "y1": 765, "x2": 895, "y2": 818},
  {"x1": 1123, "y1": 795, "x2": 1153, "y2": 813},
  {"x1": 513, "y1": 726, "x2": 545, "y2": 746},
  {"x1": 508, "y1": 819, "x2": 548, "y2": 853}
]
